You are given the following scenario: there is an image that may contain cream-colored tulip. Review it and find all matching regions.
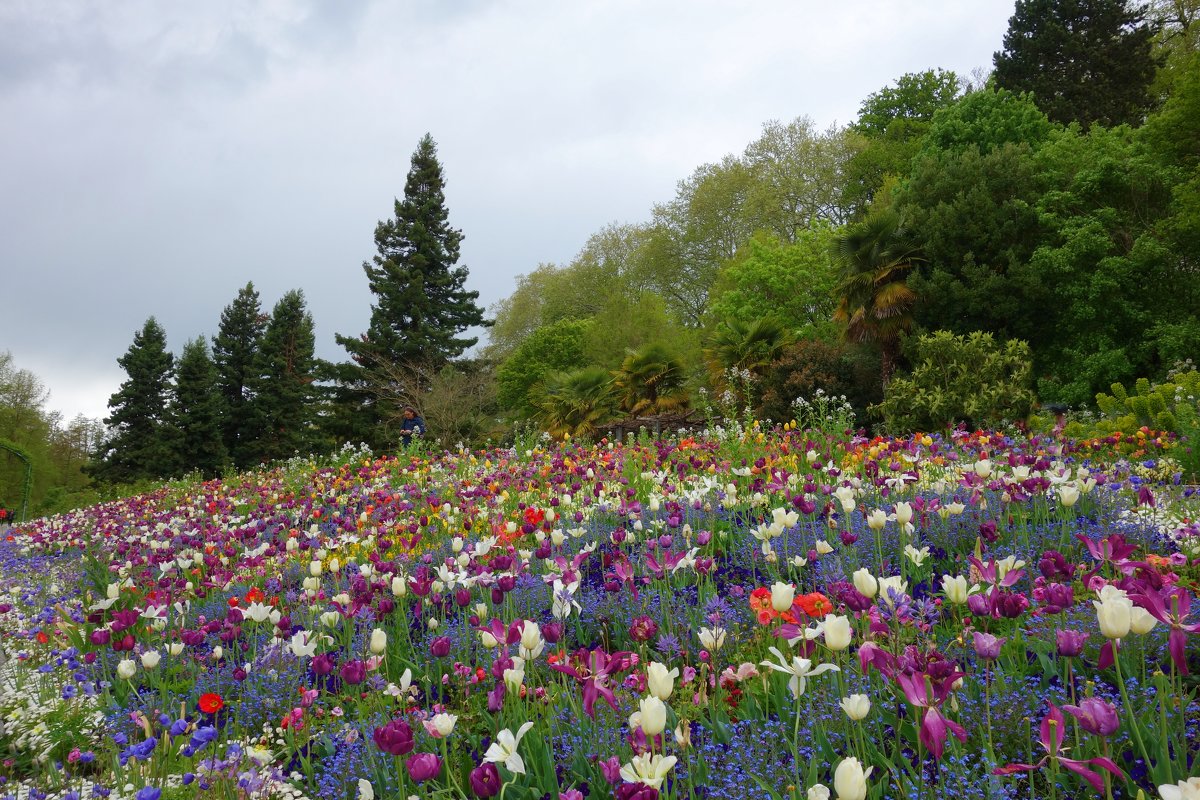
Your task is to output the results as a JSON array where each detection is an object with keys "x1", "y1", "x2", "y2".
[
  {"x1": 771, "y1": 582, "x2": 796, "y2": 613},
  {"x1": 840, "y1": 694, "x2": 871, "y2": 721},
  {"x1": 647, "y1": 662, "x2": 679, "y2": 701},
  {"x1": 833, "y1": 757, "x2": 873, "y2": 800},
  {"x1": 1094, "y1": 595, "x2": 1133, "y2": 639},
  {"x1": 1130, "y1": 606, "x2": 1158, "y2": 635},
  {"x1": 637, "y1": 695, "x2": 668, "y2": 736},
  {"x1": 822, "y1": 614, "x2": 853, "y2": 651},
  {"x1": 852, "y1": 568, "x2": 877, "y2": 598}
]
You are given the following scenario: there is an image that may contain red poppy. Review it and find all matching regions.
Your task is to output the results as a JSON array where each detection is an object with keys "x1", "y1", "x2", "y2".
[
  {"x1": 796, "y1": 592, "x2": 832, "y2": 619},
  {"x1": 199, "y1": 693, "x2": 224, "y2": 714},
  {"x1": 36, "y1": 631, "x2": 49, "y2": 644}
]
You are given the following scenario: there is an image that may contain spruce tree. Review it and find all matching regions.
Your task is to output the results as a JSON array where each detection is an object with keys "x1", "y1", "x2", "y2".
[
  {"x1": 993, "y1": 0, "x2": 1159, "y2": 129},
  {"x1": 92, "y1": 317, "x2": 177, "y2": 482},
  {"x1": 250, "y1": 290, "x2": 320, "y2": 463},
  {"x1": 170, "y1": 337, "x2": 228, "y2": 478},
  {"x1": 333, "y1": 134, "x2": 488, "y2": 447},
  {"x1": 212, "y1": 282, "x2": 267, "y2": 469}
]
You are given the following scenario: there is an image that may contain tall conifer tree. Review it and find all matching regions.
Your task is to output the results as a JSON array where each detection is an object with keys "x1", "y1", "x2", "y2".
[
  {"x1": 170, "y1": 337, "x2": 227, "y2": 477},
  {"x1": 212, "y1": 282, "x2": 267, "y2": 469},
  {"x1": 994, "y1": 0, "x2": 1159, "y2": 129},
  {"x1": 92, "y1": 317, "x2": 177, "y2": 482},
  {"x1": 251, "y1": 290, "x2": 319, "y2": 463},
  {"x1": 333, "y1": 134, "x2": 488, "y2": 447}
]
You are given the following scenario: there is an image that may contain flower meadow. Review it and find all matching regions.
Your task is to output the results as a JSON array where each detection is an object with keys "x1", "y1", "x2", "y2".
[{"x1": 1, "y1": 427, "x2": 1199, "y2": 800}]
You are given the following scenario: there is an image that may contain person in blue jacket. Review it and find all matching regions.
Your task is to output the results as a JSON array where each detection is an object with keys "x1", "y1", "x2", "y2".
[{"x1": 400, "y1": 406, "x2": 425, "y2": 447}]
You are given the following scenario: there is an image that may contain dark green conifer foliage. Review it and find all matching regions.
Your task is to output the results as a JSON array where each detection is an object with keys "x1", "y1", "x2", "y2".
[
  {"x1": 212, "y1": 282, "x2": 267, "y2": 469},
  {"x1": 92, "y1": 317, "x2": 177, "y2": 482},
  {"x1": 993, "y1": 0, "x2": 1159, "y2": 129},
  {"x1": 171, "y1": 337, "x2": 228, "y2": 478},
  {"x1": 333, "y1": 134, "x2": 489, "y2": 447},
  {"x1": 250, "y1": 290, "x2": 319, "y2": 463}
]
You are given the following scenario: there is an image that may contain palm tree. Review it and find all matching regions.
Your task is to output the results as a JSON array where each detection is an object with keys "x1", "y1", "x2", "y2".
[
  {"x1": 833, "y1": 208, "x2": 922, "y2": 387},
  {"x1": 704, "y1": 317, "x2": 792, "y2": 378},
  {"x1": 614, "y1": 343, "x2": 690, "y2": 416},
  {"x1": 533, "y1": 367, "x2": 618, "y2": 438}
]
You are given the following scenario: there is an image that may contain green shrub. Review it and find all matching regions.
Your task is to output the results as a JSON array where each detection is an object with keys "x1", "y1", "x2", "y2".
[{"x1": 872, "y1": 330, "x2": 1036, "y2": 432}]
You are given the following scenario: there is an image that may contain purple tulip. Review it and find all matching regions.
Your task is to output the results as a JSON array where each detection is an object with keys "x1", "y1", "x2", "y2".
[
  {"x1": 1055, "y1": 629, "x2": 1088, "y2": 658},
  {"x1": 339, "y1": 659, "x2": 366, "y2": 685},
  {"x1": 972, "y1": 631, "x2": 1005, "y2": 661},
  {"x1": 994, "y1": 703, "x2": 1124, "y2": 792},
  {"x1": 629, "y1": 616, "x2": 658, "y2": 642},
  {"x1": 994, "y1": 591, "x2": 1030, "y2": 619},
  {"x1": 373, "y1": 718, "x2": 415, "y2": 756},
  {"x1": 967, "y1": 593, "x2": 992, "y2": 618},
  {"x1": 1129, "y1": 585, "x2": 1200, "y2": 676},
  {"x1": 429, "y1": 636, "x2": 451, "y2": 658},
  {"x1": 1035, "y1": 581, "x2": 1075, "y2": 614},
  {"x1": 542, "y1": 621, "x2": 563, "y2": 643},
  {"x1": 1063, "y1": 697, "x2": 1120, "y2": 737},
  {"x1": 487, "y1": 681, "x2": 505, "y2": 712},
  {"x1": 1038, "y1": 550, "x2": 1076, "y2": 581},
  {"x1": 615, "y1": 783, "x2": 660, "y2": 800},
  {"x1": 311, "y1": 653, "x2": 334, "y2": 676},
  {"x1": 405, "y1": 752, "x2": 442, "y2": 782},
  {"x1": 469, "y1": 762, "x2": 501, "y2": 797}
]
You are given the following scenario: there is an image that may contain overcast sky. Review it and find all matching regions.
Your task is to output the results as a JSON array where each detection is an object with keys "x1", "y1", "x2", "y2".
[{"x1": 1, "y1": 0, "x2": 1016, "y2": 424}]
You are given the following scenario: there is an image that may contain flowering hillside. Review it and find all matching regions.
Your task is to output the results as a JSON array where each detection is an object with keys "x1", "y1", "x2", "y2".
[{"x1": 1, "y1": 428, "x2": 1198, "y2": 800}]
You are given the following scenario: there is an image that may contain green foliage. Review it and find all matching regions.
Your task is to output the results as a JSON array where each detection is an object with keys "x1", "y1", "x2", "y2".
[
  {"x1": 170, "y1": 337, "x2": 228, "y2": 478},
  {"x1": 496, "y1": 319, "x2": 592, "y2": 417},
  {"x1": 91, "y1": 317, "x2": 178, "y2": 483},
  {"x1": 613, "y1": 342, "x2": 690, "y2": 416},
  {"x1": 705, "y1": 317, "x2": 792, "y2": 378},
  {"x1": 853, "y1": 68, "x2": 963, "y2": 139},
  {"x1": 757, "y1": 338, "x2": 882, "y2": 426},
  {"x1": 707, "y1": 228, "x2": 838, "y2": 336},
  {"x1": 1093, "y1": 365, "x2": 1200, "y2": 435},
  {"x1": 993, "y1": 0, "x2": 1159, "y2": 129},
  {"x1": 532, "y1": 367, "x2": 618, "y2": 438},
  {"x1": 1086, "y1": 364, "x2": 1200, "y2": 479},
  {"x1": 212, "y1": 282, "x2": 266, "y2": 470},
  {"x1": 249, "y1": 289, "x2": 322, "y2": 463},
  {"x1": 873, "y1": 331, "x2": 1037, "y2": 432},
  {"x1": 920, "y1": 88, "x2": 1055, "y2": 155},
  {"x1": 582, "y1": 293, "x2": 695, "y2": 372},
  {"x1": 833, "y1": 207, "x2": 921, "y2": 385}
]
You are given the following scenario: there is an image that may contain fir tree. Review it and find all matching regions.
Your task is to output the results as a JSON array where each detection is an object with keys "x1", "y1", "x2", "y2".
[
  {"x1": 212, "y1": 282, "x2": 267, "y2": 469},
  {"x1": 333, "y1": 134, "x2": 489, "y2": 447},
  {"x1": 250, "y1": 289, "x2": 320, "y2": 463},
  {"x1": 994, "y1": 0, "x2": 1159, "y2": 129},
  {"x1": 170, "y1": 337, "x2": 228, "y2": 478},
  {"x1": 92, "y1": 317, "x2": 177, "y2": 482}
]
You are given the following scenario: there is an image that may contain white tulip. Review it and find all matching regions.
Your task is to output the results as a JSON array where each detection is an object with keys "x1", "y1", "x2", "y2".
[
  {"x1": 834, "y1": 757, "x2": 873, "y2": 800},
  {"x1": 852, "y1": 568, "x2": 878, "y2": 598},
  {"x1": 770, "y1": 582, "x2": 795, "y2": 613},
  {"x1": 840, "y1": 693, "x2": 871, "y2": 721},
  {"x1": 646, "y1": 662, "x2": 679, "y2": 701},
  {"x1": 822, "y1": 615, "x2": 853, "y2": 651}
]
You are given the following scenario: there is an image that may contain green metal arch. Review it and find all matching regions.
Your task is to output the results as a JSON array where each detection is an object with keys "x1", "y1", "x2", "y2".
[{"x1": 0, "y1": 437, "x2": 33, "y2": 523}]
